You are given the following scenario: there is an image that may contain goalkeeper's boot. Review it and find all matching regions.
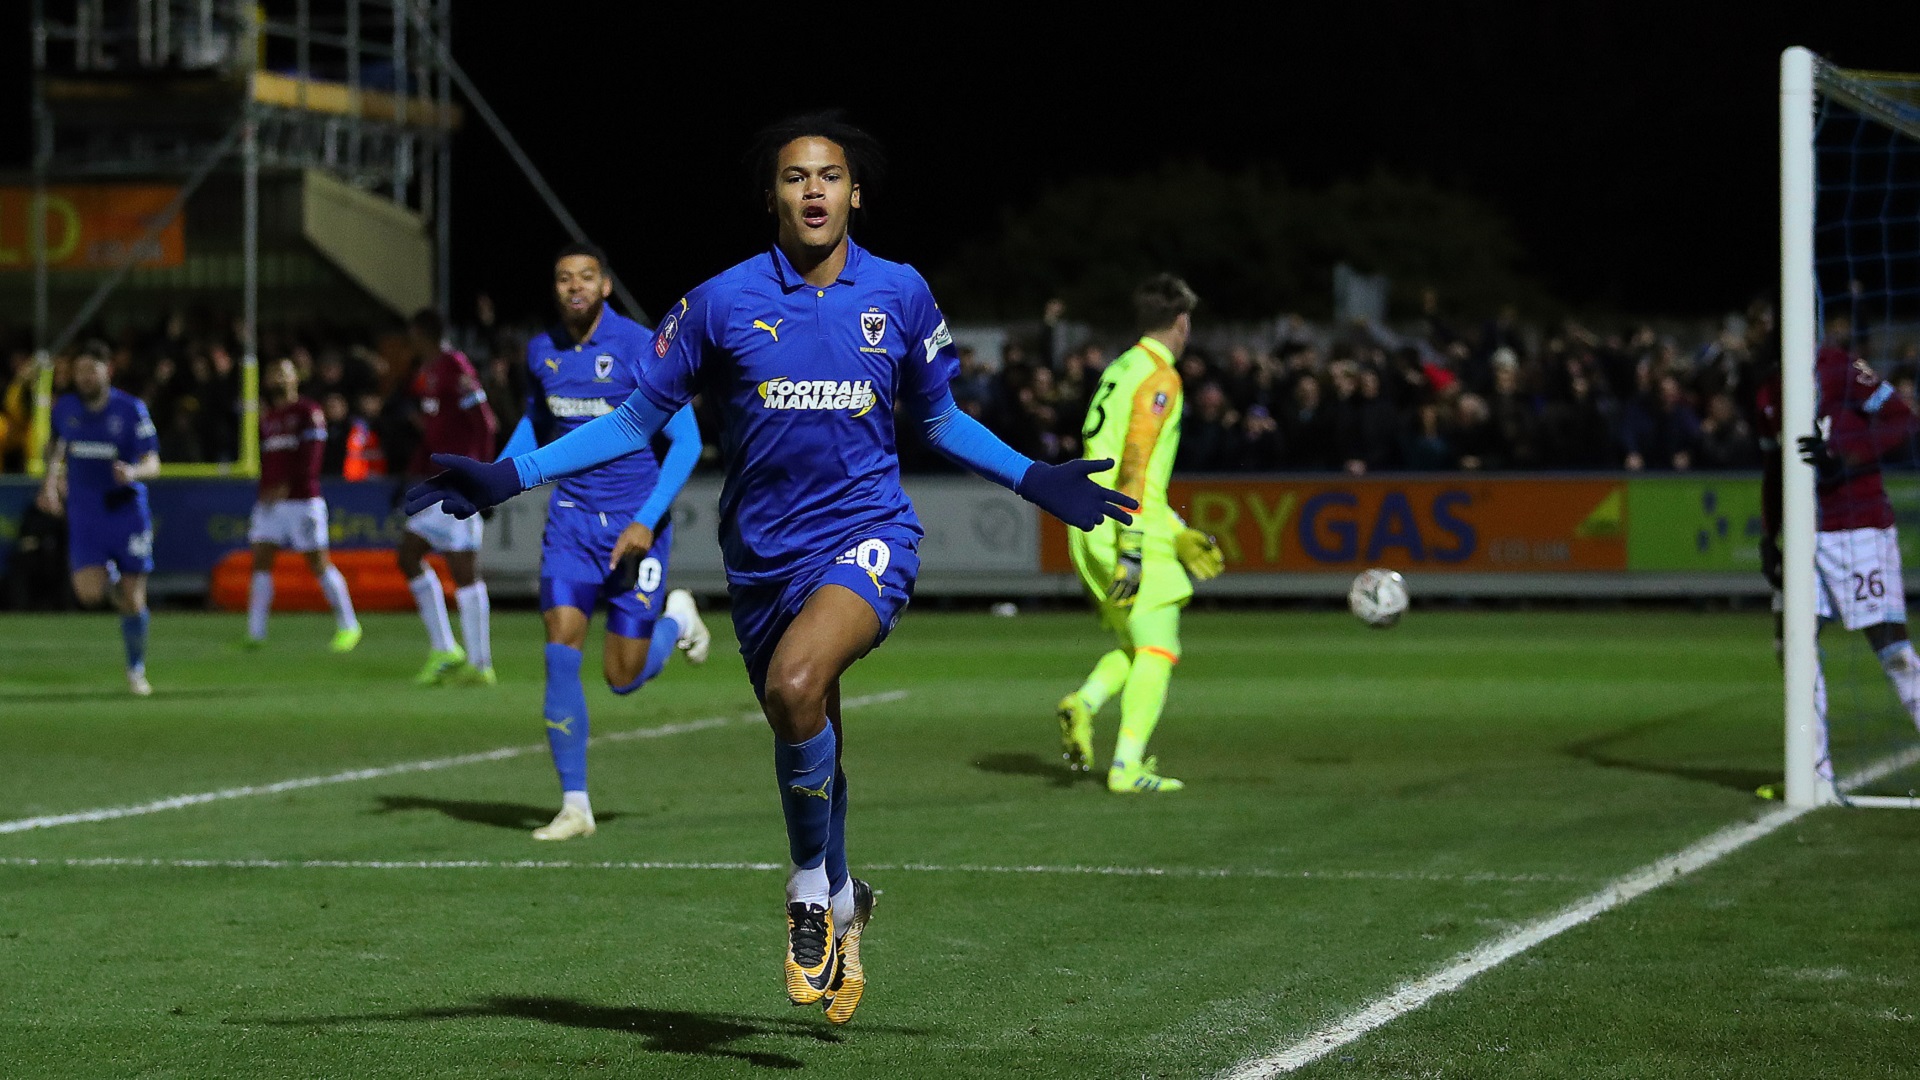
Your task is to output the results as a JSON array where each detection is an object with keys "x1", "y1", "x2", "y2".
[
  {"x1": 329, "y1": 625, "x2": 363, "y2": 654},
  {"x1": 823, "y1": 878, "x2": 876, "y2": 1025},
  {"x1": 665, "y1": 589, "x2": 712, "y2": 665},
  {"x1": 531, "y1": 805, "x2": 595, "y2": 841},
  {"x1": 784, "y1": 901, "x2": 838, "y2": 1006},
  {"x1": 1056, "y1": 693, "x2": 1095, "y2": 774},
  {"x1": 412, "y1": 645, "x2": 466, "y2": 686},
  {"x1": 1108, "y1": 755, "x2": 1184, "y2": 794},
  {"x1": 445, "y1": 662, "x2": 498, "y2": 687}
]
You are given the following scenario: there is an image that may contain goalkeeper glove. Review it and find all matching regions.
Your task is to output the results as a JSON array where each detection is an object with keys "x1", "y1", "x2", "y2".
[
  {"x1": 1107, "y1": 530, "x2": 1144, "y2": 609},
  {"x1": 1176, "y1": 527, "x2": 1225, "y2": 580}
]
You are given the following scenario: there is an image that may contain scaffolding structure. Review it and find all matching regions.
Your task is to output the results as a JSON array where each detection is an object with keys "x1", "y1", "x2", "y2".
[{"x1": 27, "y1": 0, "x2": 457, "y2": 476}]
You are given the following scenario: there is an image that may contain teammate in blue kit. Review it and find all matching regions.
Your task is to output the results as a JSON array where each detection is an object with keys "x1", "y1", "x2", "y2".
[
  {"x1": 407, "y1": 113, "x2": 1135, "y2": 1023},
  {"x1": 501, "y1": 242, "x2": 712, "y2": 841},
  {"x1": 37, "y1": 342, "x2": 162, "y2": 696}
]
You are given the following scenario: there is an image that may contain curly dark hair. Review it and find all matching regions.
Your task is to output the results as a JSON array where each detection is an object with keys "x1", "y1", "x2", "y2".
[{"x1": 745, "y1": 110, "x2": 886, "y2": 201}]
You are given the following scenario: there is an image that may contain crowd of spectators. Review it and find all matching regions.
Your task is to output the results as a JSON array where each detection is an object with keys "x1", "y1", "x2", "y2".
[
  {"x1": 7, "y1": 293, "x2": 1917, "y2": 479},
  {"x1": 936, "y1": 293, "x2": 1869, "y2": 476},
  {"x1": 0, "y1": 306, "x2": 527, "y2": 479}
]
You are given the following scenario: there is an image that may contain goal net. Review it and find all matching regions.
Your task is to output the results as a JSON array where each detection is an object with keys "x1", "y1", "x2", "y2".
[{"x1": 1781, "y1": 49, "x2": 1920, "y2": 807}]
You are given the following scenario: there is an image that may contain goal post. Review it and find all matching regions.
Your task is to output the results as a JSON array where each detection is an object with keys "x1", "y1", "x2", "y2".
[{"x1": 1781, "y1": 47, "x2": 1920, "y2": 808}]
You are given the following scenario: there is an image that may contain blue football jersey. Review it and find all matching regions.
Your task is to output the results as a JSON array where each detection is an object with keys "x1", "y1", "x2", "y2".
[
  {"x1": 525, "y1": 309, "x2": 667, "y2": 515},
  {"x1": 52, "y1": 389, "x2": 158, "y2": 518},
  {"x1": 637, "y1": 240, "x2": 960, "y2": 584}
]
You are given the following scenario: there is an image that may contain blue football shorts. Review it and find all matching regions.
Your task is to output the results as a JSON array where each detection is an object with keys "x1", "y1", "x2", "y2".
[
  {"x1": 728, "y1": 524, "x2": 921, "y2": 701},
  {"x1": 67, "y1": 505, "x2": 154, "y2": 576},
  {"x1": 538, "y1": 504, "x2": 674, "y2": 641}
]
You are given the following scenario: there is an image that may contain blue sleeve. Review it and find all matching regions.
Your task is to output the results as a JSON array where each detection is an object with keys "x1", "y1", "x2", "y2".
[
  {"x1": 896, "y1": 269, "x2": 962, "y2": 419},
  {"x1": 632, "y1": 406, "x2": 702, "y2": 529},
  {"x1": 496, "y1": 414, "x2": 537, "y2": 460},
  {"x1": 919, "y1": 389, "x2": 1033, "y2": 490},
  {"x1": 128, "y1": 400, "x2": 159, "y2": 460},
  {"x1": 513, "y1": 389, "x2": 674, "y2": 488},
  {"x1": 632, "y1": 288, "x2": 716, "y2": 416}
]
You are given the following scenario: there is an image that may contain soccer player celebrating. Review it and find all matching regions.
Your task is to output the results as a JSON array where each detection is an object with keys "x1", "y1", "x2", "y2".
[
  {"x1": 503, "y1": 242, "x2": 712, "y2": 841},
  {"x1": 37, "y1": 341, "x2": 161, "y2": 695},
  {"x1": 1056, "y1": 275, "x2": 1225, "y2": 794},
  {"x1": 398, "y1": 309, "x2": 499, "y2": 685},
  {"x1": 242, "y1": 357, "x2": 362, "y2": 652},
  {"x1": 405, "y1": 113, "x2": 1134, "y2": 1024},
  {"x1": 1763, "y1": 313, "x2": 1920, "y2": 787}
]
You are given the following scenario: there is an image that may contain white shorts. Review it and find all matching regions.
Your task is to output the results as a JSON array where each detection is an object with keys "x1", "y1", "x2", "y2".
[
  {"x1": 1816, "y1": 526, "x2": 1908, "y2": 630},
  {"x1": 406, "y1": 503, "x2": 485, "y2": 553},
  {"x1": 248, "y1": 498, "x2": 329, "y2": 552}
]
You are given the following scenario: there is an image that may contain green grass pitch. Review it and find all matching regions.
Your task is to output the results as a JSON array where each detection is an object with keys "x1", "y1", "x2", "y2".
[{"x1": 3, "y1": 607, "x2": 1919, "y2": 1078}]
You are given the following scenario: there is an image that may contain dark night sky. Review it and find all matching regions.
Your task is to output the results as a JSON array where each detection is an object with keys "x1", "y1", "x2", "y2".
[{"x1": 4, "y1": 5, "x2": 1912, "y2": 326}]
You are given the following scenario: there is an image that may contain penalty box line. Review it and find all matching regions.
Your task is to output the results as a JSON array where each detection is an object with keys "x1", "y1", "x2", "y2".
[
  {"x1": 0, "y1": 855, "x2": 1586, "y2": 886},
  {"x1": 0, "y1": 690, "x2": 911, "y2": 837},
  {"x1": 1221, "y1": 747, "x2": 1920, "y2": 1079}
]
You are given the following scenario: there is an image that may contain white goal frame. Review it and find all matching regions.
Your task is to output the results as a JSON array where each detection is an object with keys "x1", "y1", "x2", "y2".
[{"x1": 1780, "y1": 47, "x2": 1920, "y2": 809}]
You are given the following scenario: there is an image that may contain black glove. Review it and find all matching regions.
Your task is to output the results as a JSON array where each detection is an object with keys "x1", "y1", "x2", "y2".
[
  {"x1": 608, "y1": 553, "x2": 641, "y2": 592},
  {"x1": 1797, "y1": 435, "x2": 1844, "y2": 484}
]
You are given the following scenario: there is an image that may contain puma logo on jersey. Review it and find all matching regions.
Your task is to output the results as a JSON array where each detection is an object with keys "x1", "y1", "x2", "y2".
[
  {"x1": 757, "y1": 377, "x2": 877, "y2": 417},
  {"x1": 545, "y1": 717, "x2": 574, "y2": 736},
  {"x1": 753, "y1": 319, "x2": 784, "y2": 342},
  {"x1": 789, "y1": 779, "x2": 832, "y2": 802},
  {"x1": 544, "y1": 357, "x2": 561, "y2": 372}
]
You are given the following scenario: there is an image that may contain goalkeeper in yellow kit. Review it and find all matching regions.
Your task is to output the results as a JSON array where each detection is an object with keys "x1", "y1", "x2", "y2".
[{"x1": 1060, "y1": 274, "x2": 1225, "y2": 793}]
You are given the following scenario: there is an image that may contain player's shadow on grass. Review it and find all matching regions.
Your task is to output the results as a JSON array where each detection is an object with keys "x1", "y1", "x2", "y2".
[
  {"x1": 972, "y1": 752, "x2": 1088, "y2": 788},
  {"x1": 244, "y1": 995, "x2": 924, "y2": 1069},
  {"x1": 1565, "y1": 708, "x2": 1777, "y2": 793},
  {"x1": 372, "y1": 795, "x2": 623, "y2": 831}
]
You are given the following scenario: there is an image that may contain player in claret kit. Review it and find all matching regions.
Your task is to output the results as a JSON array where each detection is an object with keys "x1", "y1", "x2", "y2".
[
  {"x1": 398, "y1": 309, "x2": 499, "y2": 686},
  {"x1": 37, "y1": 341, "x2": 160, "y2": 695},
  {"x1": 242, "y1": 357, "x2": 362, "y2": 652},
  {"x1": 502, "y1": 241, "x2": 711, "y2": 842},
  {"x1": 405, "y1": 112, "x2": 1135, "y2": 1024},
  {"x1": 1762, "y1": 312, "x2": 1920, "y2": 788}
]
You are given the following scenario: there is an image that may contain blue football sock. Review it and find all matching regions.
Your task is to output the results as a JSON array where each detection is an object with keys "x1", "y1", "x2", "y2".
[
  {"x1": 825, "y1": 765, "x2": 849, "y2": 897},
  {"x1": 120, "y1": 611, "x2": 148, "y2": 673},
  {"x1": 773, "y1": 724, "x2": 836, "y2": 873},
  {"x1": 610, "y1": 616, "x2": 680, "y2": 696},
  {"x1": 543, "y1": 643, "x2": 590, "y2": 793}
]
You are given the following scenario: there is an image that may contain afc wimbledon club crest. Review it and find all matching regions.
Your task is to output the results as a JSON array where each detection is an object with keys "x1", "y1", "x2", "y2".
[
  {"x1": 594, "y1": 354, "x2": 614, "y2": 381},
  {"x1": 861, "y1": 310, "x2": 888, "y2": 347}
]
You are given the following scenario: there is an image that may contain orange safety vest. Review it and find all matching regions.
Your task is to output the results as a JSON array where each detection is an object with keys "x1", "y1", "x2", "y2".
[{"x1": 343, "y1": 420, "x2": 386, "y2": 481}]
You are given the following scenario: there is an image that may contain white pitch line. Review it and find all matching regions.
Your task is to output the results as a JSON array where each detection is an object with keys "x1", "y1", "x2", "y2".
[
  {"x1": 0, "y1": 690, "x2": 910, "y2": 836},
  {"x1": 1223, "y1": 748, "x2": 1920, "y2": 1078},
  {"x1": 0, "y1": 855, "x2": 1579, "y2": 886}
]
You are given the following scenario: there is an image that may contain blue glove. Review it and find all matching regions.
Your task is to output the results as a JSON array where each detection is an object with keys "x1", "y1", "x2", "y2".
[
  {"x1": 1015, "y1": 458, "x2": 1138, "y2": 531},
  {"x1": 403, "y1": 454, "x2": 525, "y2": 519}
]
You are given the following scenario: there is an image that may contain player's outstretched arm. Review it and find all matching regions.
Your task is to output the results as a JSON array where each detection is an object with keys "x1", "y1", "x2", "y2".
[
  {"x1": 405, "y1": 388, "x2": 675, "y2": 519},
  {"x1": 918, "y1": 393, "x2": 1136, "y2": 530},
  {"x1": 495, "y1": 415, "x2": 538, "y2": 460},
  {"x1": 631, "y1": 406, "x2": 703, "y2": 530}
]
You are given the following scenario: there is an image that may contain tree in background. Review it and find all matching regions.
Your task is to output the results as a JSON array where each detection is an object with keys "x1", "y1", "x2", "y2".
[{"x1": 929, "y1": 165, "x2": 1551, "y2": 325}]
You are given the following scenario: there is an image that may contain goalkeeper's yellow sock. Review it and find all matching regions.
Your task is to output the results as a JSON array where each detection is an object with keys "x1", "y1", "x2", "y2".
[
  {"x1": 1073, "y1": 649, "x2": 1132, "y2": 713},
  {"x1": 1111, "y1": 647, "x2": 1176, "y2": 767}
]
